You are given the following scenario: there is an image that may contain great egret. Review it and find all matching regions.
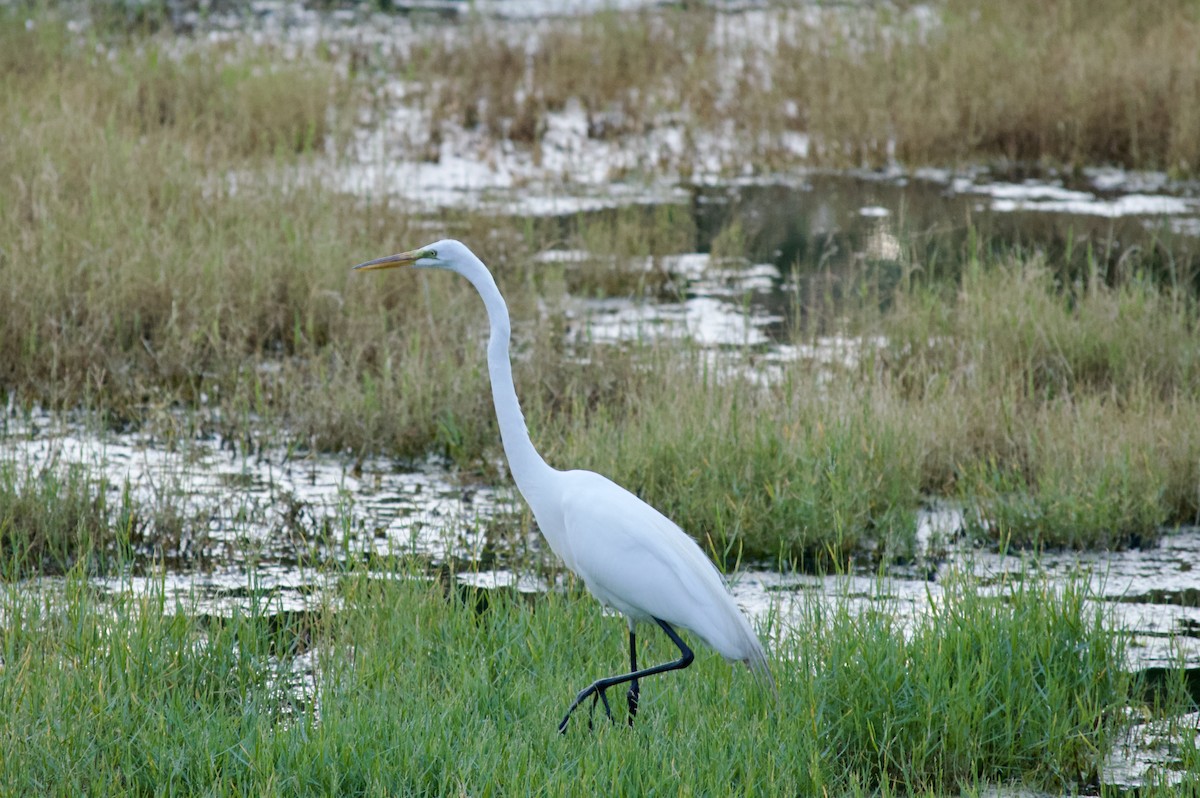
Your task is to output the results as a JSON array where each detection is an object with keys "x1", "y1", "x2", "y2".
[{"x1": 355, "y1": 239, "x2": 772, "y2": 733}]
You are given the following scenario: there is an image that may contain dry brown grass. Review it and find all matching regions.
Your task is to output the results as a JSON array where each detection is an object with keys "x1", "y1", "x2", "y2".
[
  {"x1": 875, "y1": 259, "x2": 1200, "y2": 546},
  {"x1": 396, "y1": 0, "x2": 1200, "y2": 174}
]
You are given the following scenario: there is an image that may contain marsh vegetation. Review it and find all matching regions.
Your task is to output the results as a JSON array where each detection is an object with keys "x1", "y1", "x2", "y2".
[
  {"x1": 2, "y1": 1, "x2": 1199, "y2": 793},
  {"x1": 6, "y1": 554, "x2": 1194, "y2": 796}
]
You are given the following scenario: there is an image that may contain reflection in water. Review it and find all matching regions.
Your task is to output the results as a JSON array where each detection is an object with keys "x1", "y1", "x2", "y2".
[
  {"x1": 684, "y1": 172, "x2": 1200, "y2": 301},
  {"x1": 539, "y1": 170, "x2": 1200, "y2": 365}
]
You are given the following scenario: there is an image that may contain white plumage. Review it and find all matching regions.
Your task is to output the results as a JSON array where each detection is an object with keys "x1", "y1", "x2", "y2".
[
  {"x1": 558, "y1": 469, "x2": 766, "y2": 665},
  {"x1": 355, "y1": 239, "x2": 771, "y2": 731}
]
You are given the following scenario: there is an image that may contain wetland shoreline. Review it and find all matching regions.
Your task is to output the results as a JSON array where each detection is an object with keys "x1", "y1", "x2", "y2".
[{"x1": 2, "y1": 1, "x2": 1199, "y2": 792}]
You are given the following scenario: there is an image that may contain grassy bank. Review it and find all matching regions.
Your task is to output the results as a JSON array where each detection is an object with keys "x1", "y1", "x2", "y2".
[{"x1": 3, "y1": 559, "x2": 1184, "y2": 796}]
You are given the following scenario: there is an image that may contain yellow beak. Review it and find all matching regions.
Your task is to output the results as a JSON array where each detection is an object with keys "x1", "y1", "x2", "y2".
[{"x1": 353, "y1": 248, "x2": 427, "y2": 272}]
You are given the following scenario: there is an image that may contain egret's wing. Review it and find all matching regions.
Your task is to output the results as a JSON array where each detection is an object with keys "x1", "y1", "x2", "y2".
[{"x1": 559, "y1": 470, "x2": 765, "y2": 667}]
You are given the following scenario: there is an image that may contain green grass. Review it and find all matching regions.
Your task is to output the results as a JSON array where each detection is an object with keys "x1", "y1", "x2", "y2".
[
  {"x1": 1, "y1": 558, "x2": 1173, "y2": 796},
  {"x1": 792, "y1": 574, "x2": 1130, "y2": 791}
]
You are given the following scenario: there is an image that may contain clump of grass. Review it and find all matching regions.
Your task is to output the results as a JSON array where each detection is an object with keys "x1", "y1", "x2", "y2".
[
  {"x1": 877, "y1": 257, "x2": 1200, "y2": 547},
  {"x1": 0, "y1": 562, "x2": 1161, "y2": 795},
  {"x1": 0, "y1": 461, "x2": 115, "y2": 577},
  {"x1": 960, "y1": 418, "x2": 1171, "y2": 551},
  {"x1": 5, "y1": 12, "x2": 346, "y2": 161},
  {"x1": 887, "y1": 259, "x2": 1200, "y2": 405},
  {"x1": 772, "y1": 0, "x2": 1200, "y2": 172},
  {"x1": 791, "y1": 573, "x2": 1131, "y2": 792},
  {"x1": 113, "y1": 49, "x2": 340, "y2": 159}
]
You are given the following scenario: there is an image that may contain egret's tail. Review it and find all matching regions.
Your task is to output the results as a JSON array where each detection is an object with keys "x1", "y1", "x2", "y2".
[{"x1": 745, "y1": 645, "x2": 777, "y2": 699}]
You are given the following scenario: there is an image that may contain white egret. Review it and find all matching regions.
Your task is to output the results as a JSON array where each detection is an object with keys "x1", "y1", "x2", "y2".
[{"x1": 355, "y1": 240, "x2": 772, "y2": 733}]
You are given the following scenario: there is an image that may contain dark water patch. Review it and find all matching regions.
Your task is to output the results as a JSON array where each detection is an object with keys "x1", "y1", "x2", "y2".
[
  {"x1": 1116, "y1": 588, "x2": 1200, "y2": 609},
  {"x1": 686, "y1": 172, "x2": 1200, "y2": 303},
  {"x1": 1135, "y1": 666, "x2": 1200, "y2": 708},
  {"x1": 538, "y1": 170, "x2": 1200, "y2": 354},
  {"x1": 445, "y1": 572, "x2": 542, "y2": 616}
]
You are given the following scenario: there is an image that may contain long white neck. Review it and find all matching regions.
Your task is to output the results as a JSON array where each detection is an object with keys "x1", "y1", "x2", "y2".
[{"x1": 456, "y1": 261, "x2": 557, "y2": 499}]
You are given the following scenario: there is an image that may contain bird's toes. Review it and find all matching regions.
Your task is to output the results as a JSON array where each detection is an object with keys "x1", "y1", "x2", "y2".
[{"x1": 596, "y1": 688, "x2": 614, "y2": 723}]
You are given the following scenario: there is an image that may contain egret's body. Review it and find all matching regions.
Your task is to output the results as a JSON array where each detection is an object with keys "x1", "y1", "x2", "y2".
[{"x1": 356, "y1": 239, "x2": 770, "y2": 731}]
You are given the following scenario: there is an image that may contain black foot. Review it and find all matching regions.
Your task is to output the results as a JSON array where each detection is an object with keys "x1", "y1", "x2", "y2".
[
  {"x1": 589, "y1": 687, "x2": 613, "y2": 730},
  {"x1": 558, "y1": 683, "x2": 614, "y2": 734},
  {"x1": 557, "y1": 618, "x2": 693, "y2": 736}
]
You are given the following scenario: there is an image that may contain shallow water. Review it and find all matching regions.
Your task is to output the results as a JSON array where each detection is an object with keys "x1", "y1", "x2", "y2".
[
  {"x1": 14, "y1": 2, "x2": 1200, "y2": 789},
  {"x1": 5, "y1": 411, "x2": 1197, "y2": 671},
  {"x1": 2, "y1": 410, "x2": 510, "y2": 574},
  {"x1": 4, "y1": 413, "x2": 1198, "y2": 788}
]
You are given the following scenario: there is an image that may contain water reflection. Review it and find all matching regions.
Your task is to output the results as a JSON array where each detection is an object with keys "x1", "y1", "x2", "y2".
[
  {"x1": 684, "y1": 172, "x2": 1200, "y2": 296},
  {"x1": 530, "y1": 170, "x2": 1200, "y2": 366},
  {"x1": 2, "y1": 411, "x2": 510, "y2": 572}
]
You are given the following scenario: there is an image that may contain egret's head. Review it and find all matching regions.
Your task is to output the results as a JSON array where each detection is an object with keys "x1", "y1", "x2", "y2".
[{"x1": 353, "y1": 239, "x2": 475, "y2": 274}]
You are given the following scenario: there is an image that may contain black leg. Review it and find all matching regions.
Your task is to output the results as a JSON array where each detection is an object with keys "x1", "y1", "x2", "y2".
[
  {"x1": 558, "y1": 618, "x2": 694, "y2": 734},
  {"x1": 626, "y1": 629, "x2": 639, "y2": 725}
]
